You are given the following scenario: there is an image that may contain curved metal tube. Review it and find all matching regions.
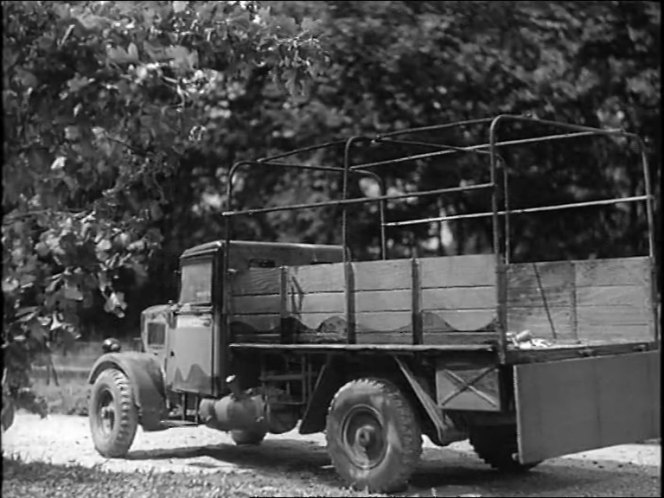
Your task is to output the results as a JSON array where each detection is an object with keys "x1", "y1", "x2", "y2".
[{"x1": 225, "y1": 154, "x2": 387, "y2": 261}]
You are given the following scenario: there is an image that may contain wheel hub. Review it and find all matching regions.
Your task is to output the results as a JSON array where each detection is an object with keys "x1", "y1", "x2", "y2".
[
  {"x1": 342, "y1": 405, "x2": 387, "y2": 469},
  {"x1": 97, "y1": 391, "x2": 116, "y2": 435}
]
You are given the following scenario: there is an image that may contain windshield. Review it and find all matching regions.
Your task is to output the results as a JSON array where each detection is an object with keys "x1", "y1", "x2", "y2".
[{"x1": 179, "y1": 258, "x2": 212, "y2": 304}]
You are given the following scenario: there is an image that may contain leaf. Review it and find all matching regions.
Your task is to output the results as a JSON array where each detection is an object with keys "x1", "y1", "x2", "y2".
[
  {"x1": 16, "y1": 68, "x2": 38, "y2": 89},
  {"x1": 51, "y1": 157, "x2": 66, "y2": 170},
  {"x1": 2, "y1": 278, "x2": 20, "y2": 294},
  {"x1": 63, "y1": 284, "x2": 84, "y2": 301},
  {"x1": 66, "y1": 75, "x2": 93, "y2": 93},
  {"x1": 35, "y1": 242, "x2": 50, "y2": 257},
  {"x1": 127, "y1": 42, "x2": 139, "y2": 61},
  {"x1": 173, "y1": 1, "x2": 188, "y2": 14},
  {"x1": 28, "y1": 320, "x2": 49, "y2": 343},
  {"x1": 96, "y1": 239, "x2": 112, "y2": 252},
  {"x1": 65, "y1": 126, "x2": 80, "y2": 140}
]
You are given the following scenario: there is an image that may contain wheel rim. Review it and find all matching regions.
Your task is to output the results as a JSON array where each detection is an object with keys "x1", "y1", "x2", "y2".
[
  {"x1": 340, "y1": 404, "x2": 387, "y2": 469},
  {"x1": 97, "y1": 389, "x2": 116, "y2": 436}
]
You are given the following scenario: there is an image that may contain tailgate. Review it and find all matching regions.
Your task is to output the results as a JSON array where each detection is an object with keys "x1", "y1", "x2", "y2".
[{"x1": 514, "y1": 350, "x2": 660, "y2": 463}]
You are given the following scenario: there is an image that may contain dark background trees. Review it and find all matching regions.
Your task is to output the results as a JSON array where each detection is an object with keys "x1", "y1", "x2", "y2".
[{"x1": 3, "y1": 1, "x2": 660, "y2": 344}]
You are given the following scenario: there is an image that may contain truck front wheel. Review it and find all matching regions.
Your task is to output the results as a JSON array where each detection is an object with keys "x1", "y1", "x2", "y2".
[
  {"x1": 89, "y1": 369, "x2": 138, "y2": 457},
  {"x1": 326, "y1": 378, "x2": 422, "y2": 493}
]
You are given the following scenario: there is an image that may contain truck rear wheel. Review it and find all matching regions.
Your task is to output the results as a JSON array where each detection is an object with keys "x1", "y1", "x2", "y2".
[
  {"x1": 230, "y1": 428, "x2": 266, "y2": 445},
  {"x1": 470, "y1": 425, "x2": 541, "y2": 472},
  {"x1": 89, "y1": 369, "x2": 138, "y2": 458},
  {"x1": 326, "y1": 378, "x2": 422, "y2": 493}
]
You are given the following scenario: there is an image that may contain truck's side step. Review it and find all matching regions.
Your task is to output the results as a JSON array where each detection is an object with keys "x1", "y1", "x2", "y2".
[
  {"x1": 159, "y1": 420, "x2": 199, "y2": 428},
  {"x1": 260, "y1": 373, "x2": 313, "y2": 382}
]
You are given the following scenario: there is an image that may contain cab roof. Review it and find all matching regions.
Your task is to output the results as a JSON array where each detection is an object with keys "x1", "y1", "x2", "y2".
[{"x1": 180, "y1": 239, "x2": 345, "y2": 265}]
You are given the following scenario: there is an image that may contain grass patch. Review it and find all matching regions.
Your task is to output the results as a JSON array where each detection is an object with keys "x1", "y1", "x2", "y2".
[
  {"x1": 31, "y1": 377, "x2": 90, "y2": 416},
  {"x1": 1, "y1": 455, "x2": 383, "y2": 498}
]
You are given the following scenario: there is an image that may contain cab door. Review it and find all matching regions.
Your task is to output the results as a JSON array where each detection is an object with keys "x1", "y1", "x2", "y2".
[{"x1": 165, "y1": 256, "x2": 216, "y2": 395}]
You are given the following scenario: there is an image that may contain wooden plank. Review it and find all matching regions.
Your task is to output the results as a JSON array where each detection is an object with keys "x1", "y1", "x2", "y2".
[
  {"x1": 352, "y1": 259, "x2": 412, "y2": 291},
  {"x1": 289, "y1": 263, "x2": 345, "y2": 293},
  {"x1": 506, "y1": 307, "x2": 572, "y2": 339},
  {"x1": 507, "y1": 261, "x2": 574, "y2": 289},
  {"x1": 231, "y1": 294, "x2": 281, "y2": 315},
  {"x1": 422, "y1": 310, "x2": 497, "y2": 333},
  {"x1": 423, "y1": 287, "x2": 496, "y2": 310},
  {"x1": 575, "y1": 324, "x2": 652, "y2": 342},
  {"x1": 574, "y1": 257, "x2": 650, "y2": 287},
  {"x1": 231, "y1": 268, "x2": 282, "y2": 296},
  {"x1": 506, "y1": 286, "x2": 571, "y2": 308},
  {"x1": 355, "y1": 332, "x2": 414, "y2": 345},
  {"x1": 576, "y1": 286, "x2": 650, "y2": 308},
  {"x1": 355, "y1": 290, "x2": 412, "y2": 312},
  {"x1": 229, "y1": 313, "x2": 281, "y2": 332},
  {"x1": 424, "y1": 332, "x2": 498, "y2": 346},
  {"x1": 293, "y1": 312, "x2": 347, "y2": 332},
  {"x1": 355, "y1": 311, "x2": 412, "y2": 332},
  {"x1": 576, "y1": 306, "x2": 649, "y2": 327},
  {"x1": 287, "y1": 292, "x2": 346, "y2": 314},
  {"x1": 420, "y1": 255, "x2": 496, "y2": 288}
]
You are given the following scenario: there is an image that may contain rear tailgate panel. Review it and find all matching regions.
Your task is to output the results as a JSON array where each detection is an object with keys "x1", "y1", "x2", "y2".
[{"x1": 514, "y1": 350, "x2": 660, "y2": 463}]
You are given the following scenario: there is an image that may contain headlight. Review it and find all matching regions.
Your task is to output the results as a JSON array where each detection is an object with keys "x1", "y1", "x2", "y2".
[{"x1": 102, "y1": 338, "x2": 121, "y2": 353}]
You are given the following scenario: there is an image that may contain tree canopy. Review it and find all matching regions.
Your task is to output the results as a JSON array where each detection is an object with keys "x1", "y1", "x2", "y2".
[{"x1": 2, "y1": 0, "x2": 660, "y2": 357}]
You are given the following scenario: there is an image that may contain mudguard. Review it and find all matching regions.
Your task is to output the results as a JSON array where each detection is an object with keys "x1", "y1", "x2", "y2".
[
  {"x1": 88, "y1": 352, "x2": 167, "y2": 431},
  {"x1": 514, "y1": 350, "x2": 660, "y2": 463}
]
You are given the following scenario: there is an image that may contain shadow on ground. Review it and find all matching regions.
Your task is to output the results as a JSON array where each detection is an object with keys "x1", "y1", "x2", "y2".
[
  {"x1": 127, "y1": 438, "x2": 343, "y2": 487},
  {"x1": 126, "y1": 438, "x2": 658, "y2": 497}
]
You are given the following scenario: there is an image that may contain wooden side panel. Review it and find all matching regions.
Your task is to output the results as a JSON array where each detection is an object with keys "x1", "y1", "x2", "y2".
[
  {"x1": 573, "y1": 257, "x2": 653, "y2": 342},
  {"x1": 288, "y1": 292, "x2": 346, "y2": 314},
  {"x1": 289, "y1": 263, "x2": 345, "y2": 293},
  {"x1": 420, "y1": 255, "x2": 496, "y2": 288},
  {"x1": 574, "y1": 257, "x2": 650, "y2": 287},
  {"x1": 422, "y1": 287, "x2": 496, "y2": 310},
  {"x1": 352, "y1": 259, "x2": 412, "y2": 290},
  {"x1": 506, "y1": 261, "x2": 575, "y2": 340},
  {"x1": 355, "y1": 290, "x2": 411, "y2": 312},
  {"x1": 515, "y1": 351, "x2": 660, "y2": 463},
  {"x1": 419, "y1": 255, "x2": 499, "y2": 345},
  {"x1": 231, "y1": 268, "x2": 282, "y2": 296}
]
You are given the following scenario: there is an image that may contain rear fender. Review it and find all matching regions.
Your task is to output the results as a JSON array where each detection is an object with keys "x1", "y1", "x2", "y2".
[{"x1": 88, "y1": 352, "x2": 167, "y2": 431}]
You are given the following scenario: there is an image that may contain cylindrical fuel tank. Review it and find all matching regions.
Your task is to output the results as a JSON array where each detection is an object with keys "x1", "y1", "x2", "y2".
[{"x1": 198, "y1": 394, "x2": 268, "y2": 433}]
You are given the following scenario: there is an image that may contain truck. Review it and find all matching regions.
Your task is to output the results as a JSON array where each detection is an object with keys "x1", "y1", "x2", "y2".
[{"x1": 87, "y1": 115, "x2": 660, "y2": 493}]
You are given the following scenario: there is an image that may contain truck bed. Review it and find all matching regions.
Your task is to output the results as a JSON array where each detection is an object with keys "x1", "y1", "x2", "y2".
[{"x1": 227, "y1": 254, "x2": 657, "y2": 362}]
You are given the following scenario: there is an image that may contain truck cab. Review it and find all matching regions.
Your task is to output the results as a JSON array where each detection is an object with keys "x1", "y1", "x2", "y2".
[{"x1": 141, "y1": 240, "x2": 344, "y2": 397}]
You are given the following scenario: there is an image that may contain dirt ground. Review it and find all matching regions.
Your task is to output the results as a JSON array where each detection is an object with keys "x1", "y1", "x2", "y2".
[{"x1": 2, "y1": 412, "x2": 660, "y2": 497}]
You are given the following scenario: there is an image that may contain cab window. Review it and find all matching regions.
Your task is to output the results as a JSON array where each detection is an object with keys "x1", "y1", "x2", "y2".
[{"x1": 179, "y1": 258, "x2": 212, "y2": 304}]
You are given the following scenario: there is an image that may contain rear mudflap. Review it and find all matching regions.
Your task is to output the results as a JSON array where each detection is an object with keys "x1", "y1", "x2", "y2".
[{"x1": 514, "y1": 350, "x2": 659, "y2": 463}]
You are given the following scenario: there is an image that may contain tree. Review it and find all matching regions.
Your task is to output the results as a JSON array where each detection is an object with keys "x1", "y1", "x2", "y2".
[{"x1": 2, "y1": 0, "x2": 325, "y2": 414}]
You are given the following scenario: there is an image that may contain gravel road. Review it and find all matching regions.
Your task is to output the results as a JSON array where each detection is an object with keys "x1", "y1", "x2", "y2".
[{"x1": 3, "y1": 413, "x2": 660, "y2": 497}]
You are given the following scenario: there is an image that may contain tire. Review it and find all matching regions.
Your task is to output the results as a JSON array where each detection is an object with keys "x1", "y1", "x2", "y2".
[
  {"x1": 326, "y1": 378, "x2": 422, "y2": 493},
  {"x1": 470, "y1": 425, "x2": 541, "y2": 472},
  {"x1": 230, "y1": 428, "x2": 267, "y2": 446},
  {"x1": 89, "y1": 369, "x2": 138, "y2": 458}
]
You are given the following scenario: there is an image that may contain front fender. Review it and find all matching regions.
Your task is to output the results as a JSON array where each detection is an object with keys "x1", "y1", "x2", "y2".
[{"x1": 88, "y1": 352, "x2": 167, "y2": 431}]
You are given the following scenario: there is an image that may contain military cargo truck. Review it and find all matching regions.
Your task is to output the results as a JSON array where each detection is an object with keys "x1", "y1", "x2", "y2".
[{"x1": 88, "y1": 115, "x2": 660, "y2": 492}]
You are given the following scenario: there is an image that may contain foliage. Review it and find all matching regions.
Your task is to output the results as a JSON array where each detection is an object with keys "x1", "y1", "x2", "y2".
[
  {"x1": 238, "y1": 1, "x2": 660, "y2": 262},
  {"x1": 2, "y1": 0, "x2": 325, "y2": 386},
  {"x1": 2, "y1": 1, "x2": 660, "y2": 374}
]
